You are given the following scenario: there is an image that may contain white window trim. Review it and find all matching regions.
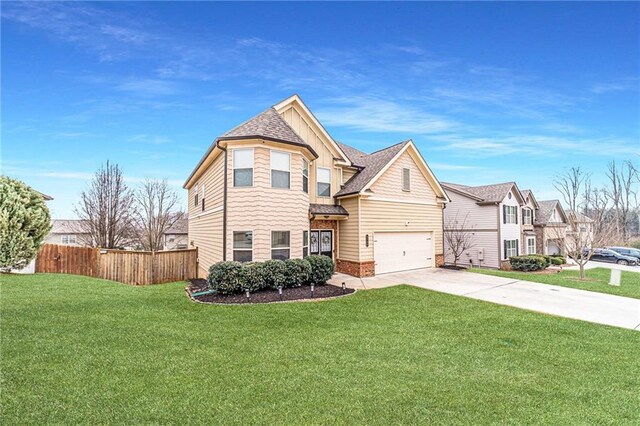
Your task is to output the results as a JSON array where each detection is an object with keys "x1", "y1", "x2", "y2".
[
  {"x1": 505, "y1": 239, "x2": 518, "y2": 258},
  {"x1": 302, "y1": 160, "x2": 309, "y2": 193},
  {"x1": 317, "y1": 167, "x2": 332, "y2": 198},
  {"x1": 270, "y1": 150, "x2": 291, "y2": 189},
  {"x1": 233, "y1": 148, "x2": 254, "y2": 188},
  {"x1": 232, "y1": 230, "x2": 253, "y2": 262},
  {"x1": 302, "y1": 230, "x2": 309, "y2": 258},
  {"x1": 402, "y1": 167, "x2": 411, "y2": 192},
  {"x1": 505, "y1": 205, "x2": 517, "y2": 224},
  {"x1": 271, "y1": 230, "x2": 291, "y2": 259},
  {"x1": 527, "y1": 237, "x2": 536, "y2": 254}
]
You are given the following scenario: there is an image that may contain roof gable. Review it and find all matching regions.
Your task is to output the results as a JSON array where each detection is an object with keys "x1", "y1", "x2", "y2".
[
  {"x1": 273, "y1": 94, "x2": 350, "y2": 165},
  {"x1": 221, "y1": 108, "x2": 306, "y2": 145},
  {"x1": 535, "y1": 200, "x2": 568, "y2": 224},
  {"x1": 441, "y1": 181, "x2": 524, "y2": 205},
  {"x1": 335, "y1": 140, "x2": 449, "y2": 201}
]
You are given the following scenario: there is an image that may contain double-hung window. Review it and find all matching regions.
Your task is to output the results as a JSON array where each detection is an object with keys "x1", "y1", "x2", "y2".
[
  {"x1": 522, "y1": 208, "x2": 532, "y2": 225},
  {"x1": 317, "y1": 167, "x2": 331, "y2": 197},
  {"x1": 271, "y1": 231, "x2": 290, "y2": 260},
  {"x1": 62, "y1": 235, "x2": 76, "y2": 244},
  {"x1": 302, "y1": 160, "x2": 309, "y2": 193},
  {"x1": 271, "y1": 151, "x2": 290, "y2": 189},
  {"x1": 233, "y1": 149, "x2": 253, "y2": 187},
  {"x1": 302, "y1": 230, "x2": 309, "y2": 258},
  {"x1": 504, "y1": 205, "x2": 517, "y2": 224},
  {"x1": 233, "y1": 231, "x2": 253, "y2": 262},
  {"x1": 527, "y1": 238, "x2": 536, "y2": 254},
  {"x1": 402, "y1": 168, "x2": 411, "y2": 191},
  {"x1": 504, "y1": 239, "x2": 518, "y2": 259}
]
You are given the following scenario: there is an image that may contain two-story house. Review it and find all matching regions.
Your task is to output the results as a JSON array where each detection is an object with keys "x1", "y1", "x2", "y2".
[
  {"x1": 520, "y1": 190, "x2": 539, "y2": 255},
  {"x1": 534, "y1": 200, "x2": 569, "y2": 255},
  {"x1": 442, "y1": 182, "x2": 525, "y2": 269},
  {"x1": 184, "y1": 95, "x2": 449, "y2": 278}
]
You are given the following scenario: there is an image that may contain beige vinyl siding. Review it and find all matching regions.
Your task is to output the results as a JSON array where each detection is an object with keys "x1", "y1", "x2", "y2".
[
  {"x1": 359, "y1": 199, "x2": 443, "y2": 261},
  {"x1": 444, "y1": 230, "x2": 500, "y2": 269},
  {"x1": 337, "y1": 197, "x2": 360, "y2": 261},
  {"x1": 342, "y1": 168, "x2": 357, "y2": 184},
  {"x1": 369, "y1": 150, "x2": 436, "y2": 200},
  {"x1": 278, "y1": 106, "x2": 342, "y2": 205},
  {"x1": 188, "y1": 152, "x2": 225, "y2": 277},
  {"x1": 226, "y1": 145, "x2": 309, "y2": 261}
]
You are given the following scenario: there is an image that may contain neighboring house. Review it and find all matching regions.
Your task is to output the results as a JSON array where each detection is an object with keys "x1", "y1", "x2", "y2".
[
  {"x1": 534, "y1": 200, "x2": 569, "y2": 255},
  {"x1": 184, "y1": 94, "x2": 449, "y2": 278},
  {"x1": 520, "y1": 190, "x2": 540, "y2": 255},
  {"x1": 164, "y1": 218, "x2": 188, "y2": 250},
  {"x1": 45, "y1": 220, "x2": 90, "y2": 246},
  {"x1": 442, "y1": 182, "x2": 525, "y2": 269},
  {"x1": 565, "y1": 210, "x2": 594, "y2": 252}
]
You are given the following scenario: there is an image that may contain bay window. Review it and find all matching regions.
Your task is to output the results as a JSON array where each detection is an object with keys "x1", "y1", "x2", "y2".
[
  {"x1": 271, "y1": 151, "x2": 290, "y2": 189},
  {"x1": 233, "y1": 149, "x2": 253, "y2": 187}
]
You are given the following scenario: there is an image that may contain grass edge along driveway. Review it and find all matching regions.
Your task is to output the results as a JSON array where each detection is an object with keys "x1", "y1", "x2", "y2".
[
  {"x1": 2, "y1": 273, "x2": 639, "y2": 425},
  {"x1": 469, "y1": 267, "x2": 640, "y2": 300}
]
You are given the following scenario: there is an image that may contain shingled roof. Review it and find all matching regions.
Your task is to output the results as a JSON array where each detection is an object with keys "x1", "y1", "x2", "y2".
[
  {"x1": 309, "y1": 203, "x2": 349, "y2": 216},
  {"x1": 334, "y1": 141, "x2": 410, "y2": 197},
  {"x1": 535, "y1": 200, "x2": 568, "y2": 225},
  {"x1": 221, "y1": 108, "x2": 307, "y2": 146},
  {"x1": 442, "y1": 181, "x2": 521, "y2": 204}
]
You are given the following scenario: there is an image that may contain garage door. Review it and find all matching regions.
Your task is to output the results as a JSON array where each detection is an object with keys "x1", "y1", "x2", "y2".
[{"x1": 374, "y1": 232, "x2": 433, "y2": 274}]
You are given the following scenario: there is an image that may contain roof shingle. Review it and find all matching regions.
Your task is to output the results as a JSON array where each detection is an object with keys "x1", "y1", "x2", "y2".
[
  {"x1": 221, "y1": 107, "x2": 307, "y2": 146},
  {"x1": 309, "y1": 203, "x2": 349, "y2": 216},
  {"x1": 442, "y1": 181, "x2": 518, "y2": 204}
]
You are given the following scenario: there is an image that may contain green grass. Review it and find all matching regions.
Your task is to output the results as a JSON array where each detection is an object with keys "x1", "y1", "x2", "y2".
[
  {"x1": 2, "y1": 274, "x2": 639, "y2": 424},
  {"x1": 470, "y1": 267, "x2": 640, "y2": 299}
]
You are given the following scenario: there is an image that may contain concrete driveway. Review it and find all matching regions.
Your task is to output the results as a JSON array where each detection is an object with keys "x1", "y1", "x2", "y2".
[{"x1": 328, "y1": 268, "x2": 640, "y2": 331}]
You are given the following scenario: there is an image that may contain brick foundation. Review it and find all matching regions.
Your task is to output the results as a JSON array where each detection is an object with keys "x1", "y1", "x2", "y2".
[
  {"x1": 336, "y1": 259, "x2": 375, "y2": 277},
  {"x1": 500, "y1": 260, "x2": 512, "y2": 271},
  {"x1": 435, "y1": 254, "x2": 444, "y2": 267}
]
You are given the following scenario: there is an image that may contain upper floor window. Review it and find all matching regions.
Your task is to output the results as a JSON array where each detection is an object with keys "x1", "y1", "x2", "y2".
[
  {"x1": 201, "y1": 183, "x2": 206, "y2": 211},
  {"x1": 522, "y1": 208, "x2": 532, "y2": 225},
  {"x1": 504, "y1": 205, "x2": 517, "y2": 224},
  {"x1": 302, "y1": 160, "x2": 309, "y2": 193},
  {"x1": 233, "y1": 149, "x2": 253, "y2": 187},
  {"x1": 271, "y1": 151, "x2": 290, "y2": 189},
  {"x1": 317, "y1": 167, "x2": 331, "y2": 197},
  {"x1": 194, "y1": 184, "x2": 199, "y2": 206},
  {"x1": 402, "y1": 168, "x2": 411, "y2": 192}
]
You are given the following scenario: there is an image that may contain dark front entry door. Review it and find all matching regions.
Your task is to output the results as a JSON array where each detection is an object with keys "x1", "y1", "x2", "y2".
[{"x1": 310, "y1": 230, "x2": 333, "y2": 258}]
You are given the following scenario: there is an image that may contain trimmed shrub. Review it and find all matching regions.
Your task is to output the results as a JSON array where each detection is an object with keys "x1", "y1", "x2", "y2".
[
  {"x1": 244, "y1": 262, "x2": 268, "y2": 292},
  {"x1": 549, "y1": 256, "x2": 565, "y2": 265},
  {"x1": 509, "y1": 255, "x2": 548, "y2": 272},
  {"x1": 283, "y1": 258, "x2": 312, "y2": 288},
  {"x1": 306, "y1": 255, "x2": 335, "y2": 285},
  {"x1": 207, "y1": 261, "x2": 246, "y2": 294},
  {"x1": 262, "y1": 260, "x2": 288, "y2": 290}
]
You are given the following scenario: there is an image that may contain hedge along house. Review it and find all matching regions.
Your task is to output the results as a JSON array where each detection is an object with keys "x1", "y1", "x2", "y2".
[
  {"x1": 442, "y1": 182, "x2": 526, "y2": 269},
  {"x1": 183, "y1": 95, "x2": 449, "y2": 278}
]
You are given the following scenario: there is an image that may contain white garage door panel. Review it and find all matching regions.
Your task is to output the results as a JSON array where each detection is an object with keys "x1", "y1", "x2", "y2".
[{"x1": 374, "y1": 232, "x2": 433, "y2": 274}]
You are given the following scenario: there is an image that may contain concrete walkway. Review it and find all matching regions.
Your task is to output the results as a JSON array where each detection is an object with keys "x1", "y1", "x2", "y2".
[{"x1": 328, "y1": 268, "x2": 640, "y2": 330}]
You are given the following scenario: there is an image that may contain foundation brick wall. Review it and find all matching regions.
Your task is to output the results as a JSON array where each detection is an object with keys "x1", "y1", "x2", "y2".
[
  {"x1": 500, "y1": 260, "x2": 512, "y2": 271},
  {"x1": 336, "y1": 259, "x2": 375, "y2": 277},
  {"x1": 435, "y1": 254, "x2": 444, "y2": 267}
]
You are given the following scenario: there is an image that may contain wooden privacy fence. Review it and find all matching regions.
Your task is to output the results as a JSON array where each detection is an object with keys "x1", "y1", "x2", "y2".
[{"x1": 36, "y1": 244, "x2": 198, "y2": 285}]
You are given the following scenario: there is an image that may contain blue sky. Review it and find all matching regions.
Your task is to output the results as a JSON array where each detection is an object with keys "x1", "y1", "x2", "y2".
[{"x1": 2, "y1": 1, "x2": 638, "y2": 218}]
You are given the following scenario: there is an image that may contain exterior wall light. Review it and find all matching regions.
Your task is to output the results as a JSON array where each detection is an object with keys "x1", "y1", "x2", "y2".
[
  {"x1": 278, "y1": 286, "x2": 283, "y2": 301},
  {"x1": 245, "y1": 288, "x2": 251, "y2": 302}
]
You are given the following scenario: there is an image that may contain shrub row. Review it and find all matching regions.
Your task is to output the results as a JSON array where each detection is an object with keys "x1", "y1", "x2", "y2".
[
  {"x1": 509, "y1": 255, "x2": 549, "y2": 271},
  {"x1": 207, "y1": 255, "x2": 335, "y2": 295}
]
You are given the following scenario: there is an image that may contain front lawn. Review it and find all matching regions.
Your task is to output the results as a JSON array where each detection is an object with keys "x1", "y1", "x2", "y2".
[
  {"x1": 2, "y1": 274, "x2": 639, "y2": 424},
  {"x1": 470, "y1": 267, "x2": 640, "y2": 299}
]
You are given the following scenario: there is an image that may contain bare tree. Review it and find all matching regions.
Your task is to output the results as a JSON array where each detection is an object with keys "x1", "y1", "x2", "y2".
[
  {"x1": 605, "y1": 160, "x2": 639, "y2": 243},
  {"x1": 554, "y1": 168, "x2": 616, "y2": 279},
  {"x1": 75, "y1": 162, "x2": 135, "y2": 248},
  {"x1": 132, "y1": 179, "x2": 180, "y2": 251},
  {"x1": 444, "y1": 213, "x2": 476, "y2": 267}
]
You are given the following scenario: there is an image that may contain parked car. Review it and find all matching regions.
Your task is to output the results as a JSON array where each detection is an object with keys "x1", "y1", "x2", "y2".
[
  {"x1": 607, "y1": 246, "x2": 640, "y2": 262},
  {"x1": 585, "y1": 248, "x2": 638, "y2": 266}
]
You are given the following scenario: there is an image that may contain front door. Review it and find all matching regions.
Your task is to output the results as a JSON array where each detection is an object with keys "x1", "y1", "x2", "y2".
[{"x1": 310, "y1": 230, "x2": 333, "y2": 258}]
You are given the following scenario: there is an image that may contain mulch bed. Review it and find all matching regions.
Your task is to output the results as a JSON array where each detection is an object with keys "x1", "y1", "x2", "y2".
[
  {"x1": 187, "y1": 279, "x2": 355, "y2": 304},
  {"x1": 440, "y1": 265, "x2": 468, "y2": 271}
]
